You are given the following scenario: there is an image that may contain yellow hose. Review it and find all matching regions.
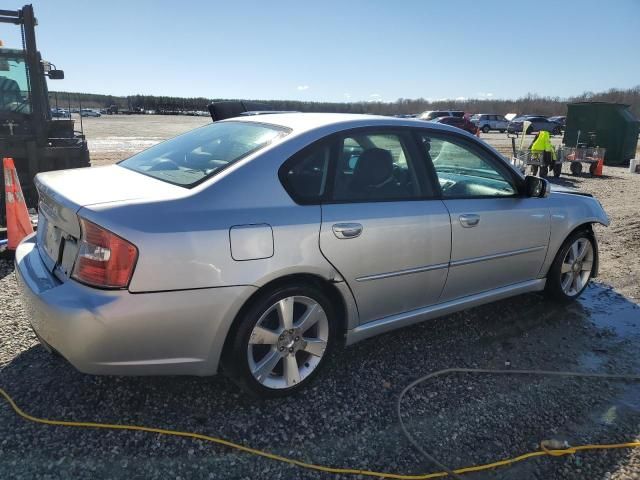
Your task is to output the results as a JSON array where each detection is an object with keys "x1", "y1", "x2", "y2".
[{"x1": 1, "y1": 387, "x2": 638, "y2": 479}]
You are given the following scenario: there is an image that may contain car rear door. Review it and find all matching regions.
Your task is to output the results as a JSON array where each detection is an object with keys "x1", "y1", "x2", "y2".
[
  {"x1": 319, "y1": 129, "x2": 451, "y2": 324},
  {"x1": 417, "y1": 130, "x2": 550, "y2": 301}
]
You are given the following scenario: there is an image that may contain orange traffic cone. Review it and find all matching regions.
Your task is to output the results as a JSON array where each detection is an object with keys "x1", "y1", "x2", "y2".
[
  {"x1": 3, "y1": 157, "x2": 34, "y2": 250},
  {"x1": 594, "y1": 157, "x2": 604, "y2": 177}
]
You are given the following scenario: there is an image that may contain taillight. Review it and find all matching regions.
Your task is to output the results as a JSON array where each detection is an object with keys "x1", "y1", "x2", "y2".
[{"x1": 71, "y1": 217, "x2": 138, "y2": 288}]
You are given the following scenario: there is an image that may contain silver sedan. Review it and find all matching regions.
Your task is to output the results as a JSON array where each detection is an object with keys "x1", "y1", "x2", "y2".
[{"x1": 15, "y1": 113, "x2": 609, "y2": 397}]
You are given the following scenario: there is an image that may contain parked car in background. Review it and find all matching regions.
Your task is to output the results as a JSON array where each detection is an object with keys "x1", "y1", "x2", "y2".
[
  {"x1": 418, "y1": 110, "x2": 465, "y2": 121},
  {"x1": 547, "y1": 116, "x2": 566, "y2": 129},
  {"x1": 508, "y1": 115, "x2": 563, "y2": 135},
  {"x1": 431, "y1": 115, "x2": 478, "y2": 135},
  {"x1": 50, "y1": 108, "x2": 70, "y2": 118},
  {"x1": 470, "y1": 113, "x2": 509, "y2": 133},
  {"x1": 16, "y1": 113, "x2": 608, "y2": 397},
  {"x1": 80, "y1": 109, "x2": 101, "y2": 117}
]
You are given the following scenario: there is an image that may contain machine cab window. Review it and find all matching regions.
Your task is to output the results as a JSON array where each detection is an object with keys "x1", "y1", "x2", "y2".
[{"x1": 0, "y1": 50, "x2": 31, "y2": 114}]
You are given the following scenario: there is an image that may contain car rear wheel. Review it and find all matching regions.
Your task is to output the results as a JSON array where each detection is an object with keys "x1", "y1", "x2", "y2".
[
  {"x1": 545, "y1": 230, "x2": 595, "y2": 302},
  {"x1": 223, "y1": 284, "x2": 335, "y2": 398}
]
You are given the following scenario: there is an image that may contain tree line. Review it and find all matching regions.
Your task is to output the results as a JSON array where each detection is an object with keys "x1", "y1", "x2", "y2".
[{"x1": 49, "y1": 85, "x2": 640, "y2": 118}]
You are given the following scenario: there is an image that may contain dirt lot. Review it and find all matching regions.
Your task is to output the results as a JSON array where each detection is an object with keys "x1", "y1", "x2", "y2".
[
  {"x1": 81, "y1": 114, "x2": 209, "y2": 166},
  {"x1": 1, "y1": 115, "x2": 639, "y2": 479}
]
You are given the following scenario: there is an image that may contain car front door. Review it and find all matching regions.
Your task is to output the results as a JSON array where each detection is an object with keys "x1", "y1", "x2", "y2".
[
  {"x1": 418, "y1": 131, "x2": 550, "y2": 301},
  {"x1": 319, "y1": 129, "x2": 451, "y2": 324}
]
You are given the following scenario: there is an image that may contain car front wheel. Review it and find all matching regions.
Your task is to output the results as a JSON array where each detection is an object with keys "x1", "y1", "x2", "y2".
[
  {"x1": 223, "y1": 284, "x2": 335, "y2": 397},
  {"x1": 482, "y1": 125, "x2": 490, "y2": 133},
  {"x1": 546, "y1": 230, "x2": 595, "y2": 302}
]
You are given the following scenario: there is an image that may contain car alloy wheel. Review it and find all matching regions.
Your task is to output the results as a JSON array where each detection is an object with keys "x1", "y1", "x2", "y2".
[
  {"x1": 559, "y1": 237, "x2": 594, "y2": 296},
  {"x1": 247, "y1": 295, "x2": 329, "y2": 390}
]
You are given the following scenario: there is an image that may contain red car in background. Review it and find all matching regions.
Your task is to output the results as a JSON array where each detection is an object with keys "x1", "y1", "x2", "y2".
[{"x1": 431, "y1": 115, "x2": 479, "y2": 135}]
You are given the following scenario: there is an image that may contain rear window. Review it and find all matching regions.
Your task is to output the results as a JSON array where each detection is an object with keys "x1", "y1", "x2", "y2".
[{"x1": 119, "y1": 121, "x2": 288, "y2": 187}]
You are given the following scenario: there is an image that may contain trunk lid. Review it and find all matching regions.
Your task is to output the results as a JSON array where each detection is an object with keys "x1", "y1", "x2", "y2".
[{"x1": 35, "y1": 165, "x2": 186, "y2": 280}]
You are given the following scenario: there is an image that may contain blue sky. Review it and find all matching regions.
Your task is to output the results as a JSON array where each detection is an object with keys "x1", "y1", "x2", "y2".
[{"x1": 1, "y1": 0, "x2": 638, "y2": 102}]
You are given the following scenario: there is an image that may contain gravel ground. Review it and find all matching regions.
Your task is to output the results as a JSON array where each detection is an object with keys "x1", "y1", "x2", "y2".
[{"x1": 1, "y1": 118, "x2": 640, "y2": 479}]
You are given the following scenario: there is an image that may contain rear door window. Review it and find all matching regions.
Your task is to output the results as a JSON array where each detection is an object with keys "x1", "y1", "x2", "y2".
[{"x1": 331, "y1": 131, "x2": 432, "y2": 202}]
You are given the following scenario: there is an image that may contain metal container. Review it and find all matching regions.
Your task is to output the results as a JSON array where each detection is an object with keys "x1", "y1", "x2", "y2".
[{"x1": 563, "y1": 102, "x2": 640, "y2": 166}]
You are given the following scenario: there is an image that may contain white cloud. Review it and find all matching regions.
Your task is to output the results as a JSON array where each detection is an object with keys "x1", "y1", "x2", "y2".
[
  {"x1": 456, "y1": 96, "x2": 467, "y2": 101},
  {"x1": 297, "y1": 85, "x2": 309, "y2": 91},
  {"x1": 477, "y1": 92, "x2": 494, "y2": 98},
  {"x1": 369, "y1": 93, "x2": 381, "y2": 98},
  {"x1": 343, "y1": 93, "x2": 351, "y2": 99}
]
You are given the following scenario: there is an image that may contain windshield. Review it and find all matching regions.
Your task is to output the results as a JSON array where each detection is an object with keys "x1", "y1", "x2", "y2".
[
  {"x1": 120, "y1": 121, "x2": 289, "y2": 187},
  {"x1": 0, "y1": 49, "x2": 31, "y2": 114}
]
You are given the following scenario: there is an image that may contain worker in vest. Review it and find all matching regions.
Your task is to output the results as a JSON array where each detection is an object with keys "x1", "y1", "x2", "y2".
[{"x1": 529, "y1": 130, "x2": 556, "y2": 177}]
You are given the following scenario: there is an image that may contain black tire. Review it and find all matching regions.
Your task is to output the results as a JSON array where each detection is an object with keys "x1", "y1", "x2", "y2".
[
  {"x1": 499, "y1": 129, "x2": 506, "y2": 133},
  {"x1": 570, "y1": 162, "x2": 583, "y2": 176},
  {"x1": 222, "y1": 283, "x2": 336, "y2": 398},
  {"x1": 539, "y1": 165, "x2": 549, "y2": 178},
  {"x1": 545, "y1": 229, "x2": 595, "y2": 302},
  {"x1": 553, "y1": 163, "x2": 563, "y2": 177},
  {"x1": 589, "y1": 162, "x2": 598, "y2": 176},
  {"x1": 552, "y1": 127, "x2": 562, "y2": 135},
  {"x1": 482, "y1": 125, "x2": 490, "y2": 134}
]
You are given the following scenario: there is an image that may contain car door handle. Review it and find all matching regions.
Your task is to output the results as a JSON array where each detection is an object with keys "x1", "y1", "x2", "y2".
[
  {"x1": 332, "y1": 223, "x2": 363, "y2": 239},
  {"x1": 459, "y1": 214, "x2": 480, "y2": 228}
]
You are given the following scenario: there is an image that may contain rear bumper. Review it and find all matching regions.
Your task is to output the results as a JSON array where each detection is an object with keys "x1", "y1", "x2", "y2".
[{"x1": 15, "y1": 234, "x2": 256, "y2": 376}]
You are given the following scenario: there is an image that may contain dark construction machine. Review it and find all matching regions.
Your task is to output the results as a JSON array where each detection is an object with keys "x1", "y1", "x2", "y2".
[{"x1": 0, "y1": 5, "x2": 89, "y2": 228}]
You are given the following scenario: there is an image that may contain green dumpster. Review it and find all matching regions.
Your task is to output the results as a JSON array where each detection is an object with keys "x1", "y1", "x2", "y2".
[{"x1": 563, "y1": 102, "x2": 640, "y2": 166}]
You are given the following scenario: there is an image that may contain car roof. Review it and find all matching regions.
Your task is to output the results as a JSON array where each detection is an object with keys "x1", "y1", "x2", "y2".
[{"x1": 222, "y1": 112, "x2": 466, "y2": 135}]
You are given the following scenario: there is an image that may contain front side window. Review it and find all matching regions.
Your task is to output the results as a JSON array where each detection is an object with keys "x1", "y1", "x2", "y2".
[
  {"x1": 332, "y1": 132, "x2": 427, "y2": 202},
  {"x1": 420, "y1": 134, "x2": 517, "y2": 198},
  {"x1": 120, "y1": 121, "x2": 288, "y2": 187}
]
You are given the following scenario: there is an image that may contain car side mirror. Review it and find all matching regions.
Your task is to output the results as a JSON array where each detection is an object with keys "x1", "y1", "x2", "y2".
[
  {"x1": 524, "y1": 175, "x2": 549, "y2": 198},
  {"x1": 48, "y1": 69, "x2": 64, "y2": 80}
]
